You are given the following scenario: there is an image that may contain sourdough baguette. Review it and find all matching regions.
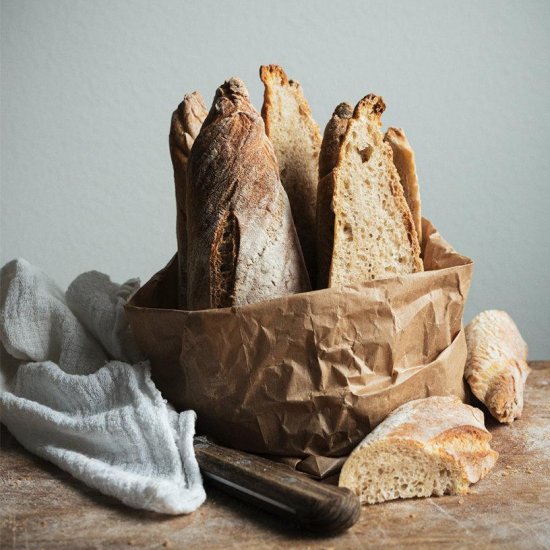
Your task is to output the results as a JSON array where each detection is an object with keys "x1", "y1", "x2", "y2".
[
  {"x1": 339, "y1": 396, "x2": 498, "y2": 504},
  {"x1": 186, "y1": 77, "x2": 310, "y2": 310},
  {"x1": 465, "y1": 310, "x2": 530, "y2": 423},
  {"x1": 316, "y1": 102, "x2": 353, "y2": 288},
  {"x1": 169, "y1": 92, "x2": 208, "y2": 308},
  {"x1": 328, "y1": 94, "x2": 423, "y2": 287},
  {"x1": 260, "y1": 64, "x2": 321, "y2": 283},
  {"x1": 384, "y1": 127, "x2": 422, "y2": 244}
]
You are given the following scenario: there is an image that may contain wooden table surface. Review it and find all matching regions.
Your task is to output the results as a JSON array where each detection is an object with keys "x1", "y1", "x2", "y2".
[{"x1": 1, "y1": 361, "x2": 549, "y2": 549}]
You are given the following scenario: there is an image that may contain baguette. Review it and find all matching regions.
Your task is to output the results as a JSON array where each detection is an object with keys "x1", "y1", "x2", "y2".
[
  {"x1": 384, "y1": 127, "x2": 422, "y2": 244},
  {"x1": 169, "y1": 92, "x2": 208, "y2": 308},
  {"x1": 186, "y1": 77, "x2": 310, "y2": 310},
  {"x1": 465, "y1": 310, "x2": 530, "y2": 423},
  {"x1": 328, "y1": 94, "x2": 423, "y2": 287},
  {"x1": 339, "y1": 396, "x2": 498, "y2": 504},
  {"x1": 260, "y1": 64, "x2": 321, "y2": 283},
  {"x1": 316, "y1": 102, "x2": 353, "y2": 288}
]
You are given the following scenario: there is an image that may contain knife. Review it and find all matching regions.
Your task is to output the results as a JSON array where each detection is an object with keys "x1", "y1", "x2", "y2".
[{"x1": 194, "y1": 437, "x2": 361, "y2": 533}]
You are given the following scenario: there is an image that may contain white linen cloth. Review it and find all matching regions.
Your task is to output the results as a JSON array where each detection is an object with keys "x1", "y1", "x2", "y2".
[{"x1": 0, "y1": 259, "x2": 206, "y2": 514}]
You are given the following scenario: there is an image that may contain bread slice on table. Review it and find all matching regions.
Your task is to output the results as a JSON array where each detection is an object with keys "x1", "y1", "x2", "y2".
[
  {"x1": 260, "y1": 64, "x2": 321, "y2": 283},
  {"x1": 316, "y1": 102, "x2": 353, "y2": 288},
  {"x1": 169, "y1": 91, "x2": 208, "y2": 308},
  {"x1": 186, "y1": 77, "x2": 311, "y2": 310},
  {"x1": 327, "y1": 94, "x2": 423, "y2": 287},
  {"x1": 384, "y1": 127, "x2": 422, "y2": 244},
  {"x1": 465, "y1": 310, "x2": 530, "y2": 424},
  {"x1": 339, "y1": 396, "x2": 498, "y2": 504}
]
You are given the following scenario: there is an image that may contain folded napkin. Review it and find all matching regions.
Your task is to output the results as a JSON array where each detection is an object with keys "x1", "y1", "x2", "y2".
[{"x1": 0, "y1": 259, "x2": 206, "y2": 514}]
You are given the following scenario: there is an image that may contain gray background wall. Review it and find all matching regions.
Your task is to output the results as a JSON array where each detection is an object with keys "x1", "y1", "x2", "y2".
[{"x1": 1, "y1": 0, "x2": 549, "y2": 357}]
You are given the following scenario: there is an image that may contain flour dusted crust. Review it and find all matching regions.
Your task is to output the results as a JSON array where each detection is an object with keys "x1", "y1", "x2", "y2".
[
  {"x1": 169, "y1": 92, "x2": 208, "y2": 308},
  {"x1": 186, "y1": 78, "x2": 310, "y2": 310},
  {"x1": 260, "y1": 64, "x2": 321, "y2": 284},
  {"x1": 465, "y1": 310, "x2": 530, "y2": 423},
  {"x1": 339, "y1": 396, "x2": 498, "y2": 504},
  {"x1": 384, "y1": 127, "x2": 422, "y2": 244},
  {"x1": 328, "y1": 94, "x2": 423, "y2": 287}
]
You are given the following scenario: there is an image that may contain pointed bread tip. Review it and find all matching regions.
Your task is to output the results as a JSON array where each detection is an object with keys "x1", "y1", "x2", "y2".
[
  {"x1": 218, "y1": 77, "x2": 249, "y2": 99},
  {"x1": 355, "y1": 94, "x2": 386, "y2": 119},
  {"x1": 334, "y1": 102, "x2": 353, "y2": 119},
  {"x1": 259, "y1": 64, "x2": 289, "y2": 85}
]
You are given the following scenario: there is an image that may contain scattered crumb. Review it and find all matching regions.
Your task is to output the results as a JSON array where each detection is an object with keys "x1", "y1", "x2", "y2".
[
  {"x1": 506, "y1": 465, "x2": 512, "y2": 469},
  {"x1": 409, "y1": 513, "x2": 416, "y2": 518},
  {"x1": 501, "y1": 471, "x2": 509, "y2": 476},
  {"x1": 458, "y1": 498, "x2": 465, "y2": 505},
  {"x1": 527, "y1": 469, "x2": 534, "y2": 474},
  {"x1": 127, "y1": 541, "x2": 135, "y2": 546},
  {"x1": 162, "y1": 541, "x2": 172, "y2": 548},
  {"x1": 40, "y1": 520, "x2": 47, "y2": 527}
]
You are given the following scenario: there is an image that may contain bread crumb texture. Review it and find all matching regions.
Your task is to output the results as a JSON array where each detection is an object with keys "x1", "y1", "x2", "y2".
[
  {"x1": 339, "y1": 396, "x2": 498, "y2": 504},
  {"x1": 329, "y1": 94, "x2": 422, "y2": 287}
]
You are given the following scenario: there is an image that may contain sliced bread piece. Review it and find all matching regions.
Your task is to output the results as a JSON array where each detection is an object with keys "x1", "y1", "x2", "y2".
[
  {"x1": 384, "y1": 127, "x2": 422, "y2": 244},
  {"x1": 169, "y1": 92, "x2": 208, "y2": 308},
  {"x1": 339, "y1": 396, "x2": 498, "y2": 504},
  {"x1": 260, "y1": 64, "x2": 321, "y2": 283},
  {"x1": 329, "y1": 94, "x2": 423, "y2": 286},
  {"x1": 465, "y1": 310, "x2": 530, "y2": 423},
  {"x1": 186, "y1": 78, "x2": 310, "y2": 310},
  {"x1": 316, "y1": 102, "x2": 353, "y2": 288}
]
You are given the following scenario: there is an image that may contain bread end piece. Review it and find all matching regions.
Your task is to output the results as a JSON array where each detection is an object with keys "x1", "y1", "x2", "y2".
[
  {"x1": 339, "y1": 396, "x2": 498, "y2": 504},
  {"x1": 465, "y1": 310, "x2": 530, "y2": 423}
]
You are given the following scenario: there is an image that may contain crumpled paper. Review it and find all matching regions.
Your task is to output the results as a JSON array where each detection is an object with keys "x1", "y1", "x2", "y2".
[{"x1": 126, "y1": 219, "x2": 472, "y2": 475}]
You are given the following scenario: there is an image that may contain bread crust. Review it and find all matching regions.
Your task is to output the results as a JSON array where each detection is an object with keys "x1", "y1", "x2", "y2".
[
  {"x1": 384, "y1": 127, "x2": 422, "y2": 244},
  {"x1": 186, "y1": 77, "x2": 310, "y2": 310},
  {"x1": 260, "y1": 64, "x2": 321, "y2": 284},
  {"x1": 465, "y1": 310, "x2": 530, "y2": 423},
  {"x1": 169, "y1": 91, "x2": 208, "y2": 308},
  {"x1": 339, "y1": 396, "x2": 498, "y2": 504},
  {"x1": 316, "y1": 103, "x2": 353, "y2": 288},
  {"x1": 318, "y1": 102, "x2": 353, "y2": 180},
  {"x1": 328, "y1": 94, "x2": 423, "y2": 287}
]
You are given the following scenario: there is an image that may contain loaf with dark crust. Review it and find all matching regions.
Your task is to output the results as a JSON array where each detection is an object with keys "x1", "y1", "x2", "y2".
[
  {"x1": 260, "y1": 64, "x2": 321, "y2": 285},
  {"x1": 169, "y1": 91, "x2": 208, "y2": 308},
  {"x1": 186, "y1": 77, "x2": 311, "y2": 310},
  {"x1": 316, "y1": 102, "x2": 353, "y2": 288},
  {"x1": 328, "y1": 94, "x2": 423, "y2": 286}
]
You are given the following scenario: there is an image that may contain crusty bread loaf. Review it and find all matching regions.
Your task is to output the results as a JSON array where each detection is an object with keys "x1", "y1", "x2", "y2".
[
  {"x1": 339, "y1": 396, "x2": 498, "y2": 504},
  {"x1": 316, "y1": 103, "x2": 353, "y2": 288},
  {"x1": 328, "y1": 95, "x2": 423, "y2": 286},
  {"x1": 319, "y1": 102, "x2": 354, "y2": 180},
  {"x1": 465, "y1": 310, "x2": 530, "y2": 423},
  {"x1": 260, "y1": 64, "x2": 321, "y2": 283},
  {"x1": 169, "y1": 91, "x2": 208, "y2": 308},
  {"x1": 384, "y1": 127, "x2": 422, "y2": 244},
  {"x1": 186, "y1": 77, "x2": 310, "y2": 310}
]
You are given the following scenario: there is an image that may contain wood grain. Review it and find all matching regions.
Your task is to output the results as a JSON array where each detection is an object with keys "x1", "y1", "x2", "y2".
[{"x1": 1, "y1": 362, "x2": 549, "y2": 549}]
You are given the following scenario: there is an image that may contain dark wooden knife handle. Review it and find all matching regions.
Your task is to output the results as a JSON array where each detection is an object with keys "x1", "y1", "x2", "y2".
[{"x1": 194, "y1": 438, "x2": 361, "y2": 533}]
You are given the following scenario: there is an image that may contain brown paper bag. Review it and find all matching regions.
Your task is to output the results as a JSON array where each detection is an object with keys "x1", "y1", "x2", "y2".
[{"x1": 126, "y1": 219, "x2": 472, "y2": 466}]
